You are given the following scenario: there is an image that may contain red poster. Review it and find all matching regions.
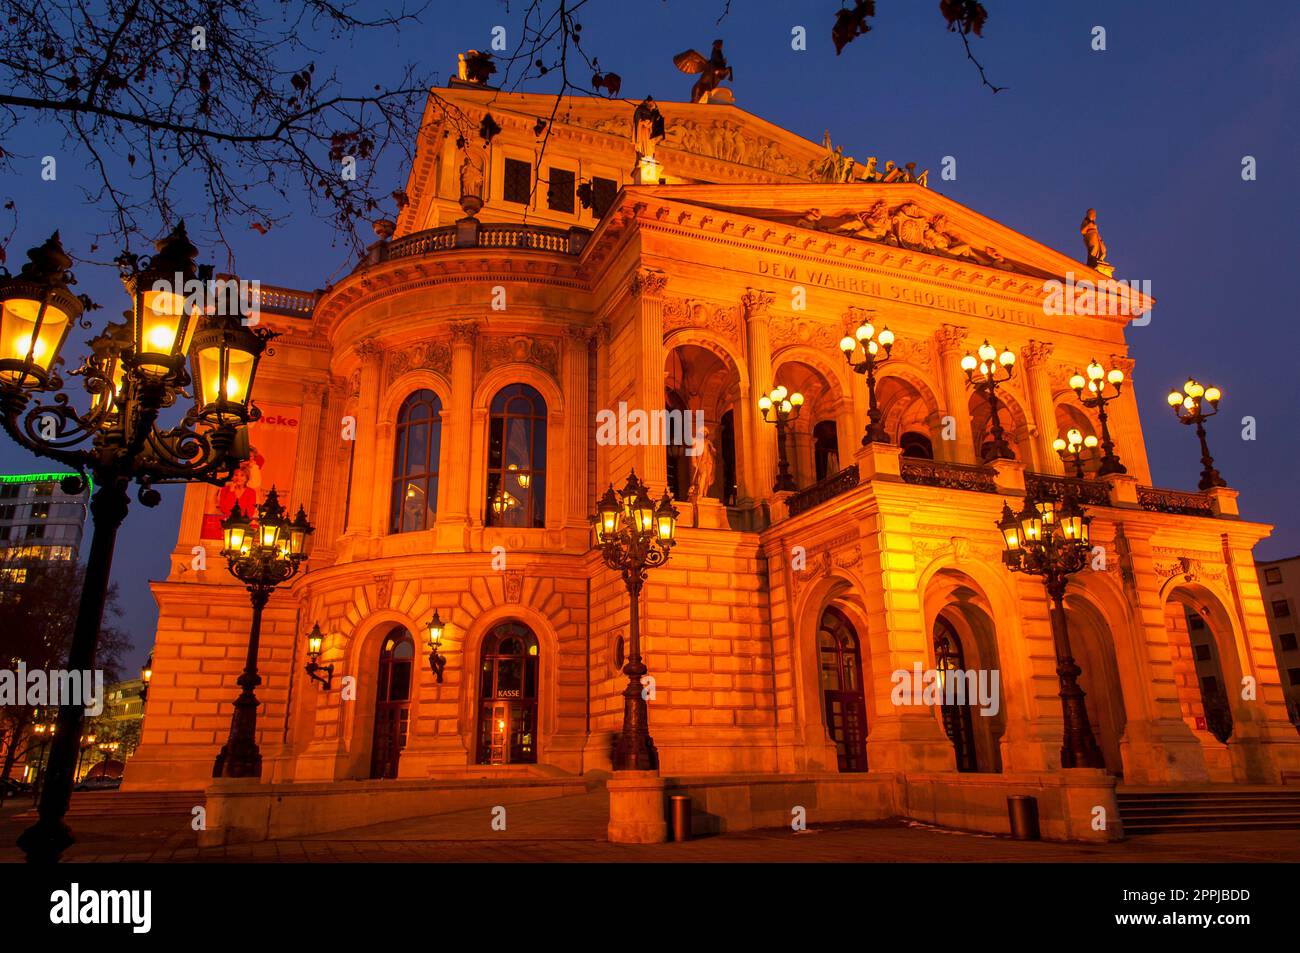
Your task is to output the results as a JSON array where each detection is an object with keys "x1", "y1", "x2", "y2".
[{"x1": 200, "y1": 402, "x2": 302, "y2": 539}]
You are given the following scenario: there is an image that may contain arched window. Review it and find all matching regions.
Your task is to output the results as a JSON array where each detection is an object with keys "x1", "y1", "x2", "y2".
[
  {"x1": 389, "y1": 389, "x2": 442, "y2": 533},
  {"x1": 899, "y1": 431, "x2": 934, "y2": 459},
  {"x1": 486, "y1": 383, "x2": 547, "y2": 528}
]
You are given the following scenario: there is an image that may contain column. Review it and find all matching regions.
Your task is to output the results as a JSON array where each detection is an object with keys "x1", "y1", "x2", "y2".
[
  {"x1": 564, "y1": 324, "x2": 591, "y2": 528},
  {"x1": 1106, "y1": 355, "x2": 1151, "y2": 483},
  {"x1": 743, "y1": 288, "x2": 777, "y2": 501},
  {"x1": 1021, "y1": 340, "x2": 1063, "y2": 475},
  {"x1": 344, "y1": 337, "x2": 384, "y2": 537},
  {"x1": 631, "y1": 269, "x2": 669, "y2": 490},
  {"x1": 593, "y1": 321, "x2": 611, "y2": 492},
  {"x1": 440, "y1": 322, "x2": 477, "y2": 540},
  {"x1": 935, "y1": 324, "x2": 976, "y2": 464},
  {"x1": 291, "y1": 381, "x2": 328, "y2": 514}
]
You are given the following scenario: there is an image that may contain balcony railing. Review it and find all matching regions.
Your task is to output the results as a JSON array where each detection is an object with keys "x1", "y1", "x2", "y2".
[
  {"x1": 1025, "y1": 473, "x2": 1112, "y2": 507},
  {"x1": 899, "y1": 458, "x2": 998, "y2": 493},
  {"x1": 376, "y1": 222, "x2": 591, "y2": 266},
  {"x1": 1137, "y1": 485, "x2": 1215, "y2": 517},
  {"x1": 786, "y1": 464, "x2": 860, "y2": 518}
]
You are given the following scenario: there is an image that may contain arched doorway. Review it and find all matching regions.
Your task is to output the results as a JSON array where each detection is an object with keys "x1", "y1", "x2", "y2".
[
  {"x1": 1165, "y1": 586, "x2": 1242, "y2": 750},
  {"x1": 1064, "y1": 594, "x2": 1128, "y2": 776},
  {"x1": 934, "y1": 618, "x2": 978, "y2": 772},
  {"x1": 475, "y1": 622, "x2": 540, "y2": 765},
  {"x1": 370, "y1": 627, "x2": 415, "y2": 779},
  {"x1": 818, "y1": 606, "x2": 868, "y2": 772}
]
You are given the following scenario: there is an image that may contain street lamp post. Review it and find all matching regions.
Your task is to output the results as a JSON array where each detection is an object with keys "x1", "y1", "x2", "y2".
[
  {"x1": 593, "y1": 471, "x2": 678, "y2": 771},
  {"x1": 1168, "y1": 379, "x2": 1226, "y2": 490},
  {"x1": 1, "y1": 226, "x2": 272, "y2": 863},
  {"x1": 1069, "y1": 360, "x2": 1126, "y2": 475},
  {"x1": 1052, "y1": 428, "x2": 1099, "y2": 479},
  {"x1": 961, "y1": 340, "x2": 1017, "y2": 461},
  {"x1": 758, "y1": 385, "x2": 803, "y2": 492},
  {"x1": 998, "y1": 491, "x2": 1105, "y2": 769},
  {"x1": 838, "y1": 315, "x2": 895, "y2": 445},
  {"x1": 212, "y1": 489, "x2": 313, "y2": 778}
]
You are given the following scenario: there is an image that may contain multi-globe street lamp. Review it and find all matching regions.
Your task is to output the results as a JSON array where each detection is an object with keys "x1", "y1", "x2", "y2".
[
  {"x1": 212, "y1": 489, "x2": 313, "y2": 778},
  {"x1": 838, "y1": 315, "x2": 895, "y2": 445},
  {"x1": 961, "y1": 340, "x2": 1017, "y2": 462},
  {"x1": 998, "y1": 490, "x2": 1105, "y2": 769},
  {"x1": 1, "y1": 225, "x2": 271, "y2": 863},
  {"x1": 758, "y1": 385, "x2": 803, "y2": 492},
  {"x1": 1069, "y1": 360, "x2": 1126, "y2": 475},
  {"x1": 1053, "y1": 428, "x2": 1099, "y2": 479},
  {"x1": 593, "y1": 471, "x2": 678, "y2": 771},
  {"x1": 1167, "y1": 379, "x2": 1226, "y2": 490}
]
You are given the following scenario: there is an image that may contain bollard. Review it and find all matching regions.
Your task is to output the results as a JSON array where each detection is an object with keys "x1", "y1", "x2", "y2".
[
  {"x1": 669, "y1": 795, "x2": 692, "y2": 842},
  {"x1": 1007, "y1": 795, "x2": 1040, "y2": 840}
]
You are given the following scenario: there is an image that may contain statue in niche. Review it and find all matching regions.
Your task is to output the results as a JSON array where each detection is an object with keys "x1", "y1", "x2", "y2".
[
  {"x1": 688, "y1": 426, "x2": 718, "y2": 501},
  {"x1": 673, "y1": 40, "x2": 734, "y2": 103},
  {"x1": 1080, "y1": 207, "x2": 1109, "y2": 268},
  {"x1": 631, "y1": 96, "x2": 665, "y2": 161},
  {"x1": 457, "y1": 136, "x2": 487, "y2": 216}
]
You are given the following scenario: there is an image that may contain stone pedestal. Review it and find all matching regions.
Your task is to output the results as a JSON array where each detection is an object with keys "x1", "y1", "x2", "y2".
[
  {"x1": 1206, "y1": 486, "x2": 1239, "y2": 517},
  {"x1": 691, "y1": 498, "x2": 728, "y2": 529},
  {"x1": 990, "y1": 458, "x2": 1026, "y2": 494},
  {"x1": 854, "y1": 441, "x2": 903, "y2": 481},
  {"x1": 607, "y1": 770, "x2": 668, "y2": 844}
]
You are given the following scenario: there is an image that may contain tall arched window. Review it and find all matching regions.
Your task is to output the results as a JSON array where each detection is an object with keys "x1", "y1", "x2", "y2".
[
  {"x1": 486, "y1": 383, "x2": 547, "y2": 528},
  {"x1": 390, "y1": 389, "x2": 443, "y2": 533}
]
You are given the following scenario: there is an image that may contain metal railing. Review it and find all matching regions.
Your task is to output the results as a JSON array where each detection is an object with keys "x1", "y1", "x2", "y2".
[
  {"x1": 1025, "y1": 473, "x2": 1112, "y2": 507},
  {"x1": 785, "y1": 464, "x2": 860, "y2": 518},
  {"x1": 1137, "y1": 485, "x2": 1215, "y2": 517},
  {"x1": 899, "y1": 458, "x2": 998, "y2": 493}
]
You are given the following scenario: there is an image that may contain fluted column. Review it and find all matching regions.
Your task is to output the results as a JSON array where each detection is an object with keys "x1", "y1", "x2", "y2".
[
  {"x1": 443, "y1": 322, "x2": 478, "y2": 532},
  {"x1": 344, "y1": 337, "x2": 384, "y2": 537},
  {"x1": 935, "y1": 324, "x2": 976, "y2": 464},
  {"x1": 290, "y1": 381, "x2": 328, "y2": 513},
  {"x1": 564, "y1": 324, "x2": 592, "y2": 527},
  {"x1": 313, "y1": 377, "x2": 350, "y2": 551},
  {"x1": 593, "y1": 321, "x2": 611, "y2": 492},
  {"x1": 743, "y1": 288, "x2": 777, "y2": 500},
  {"x1": 631, "y1": 269, "x2": 669, "y2": 490},
  {"x1": 1022, "y1": 340, "x2": 1063, "y2": 475}
]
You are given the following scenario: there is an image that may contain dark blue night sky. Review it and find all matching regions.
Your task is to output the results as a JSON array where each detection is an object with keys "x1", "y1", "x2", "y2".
[{"x1": 5, "y1": 0, "x2": 1298, "y2": 671}]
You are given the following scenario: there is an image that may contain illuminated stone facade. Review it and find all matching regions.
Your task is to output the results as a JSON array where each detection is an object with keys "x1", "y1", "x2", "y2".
[{"x1": 125, "y1": 85, "x2": 1300, "y2": 806}]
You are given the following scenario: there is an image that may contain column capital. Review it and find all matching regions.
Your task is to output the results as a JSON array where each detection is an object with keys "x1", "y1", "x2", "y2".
[
  {"x1": 355, "y1": 336, "x2": 385, "y2": 364},
  {"x1": 629, "y1": 268, "x2": 668, "y2": 300},
  {"x1": 741, "y1": 287, "x2": 776, "y2": 318},
  {"x1": 1021, "y1": 339, "x2": 1055, "y2": 369},
  {"x1": 302, "y1": 380, "x2": 329, "y2": 402},
  {"x1": 565, "y1": 323, "x2": 592, "y2": 346},
  {"x1": 593, "y1": 320, "x2": 611, "y2": 346},
  {"x1": 449, "y1": 321, "x2": 479, "y2": 347},
  {"x1": 935, "y1": 324, "x2": 968, "y2": 356},
  {"x1": 1109, "y1": 353, "x2": 1135, "y2": 374}
]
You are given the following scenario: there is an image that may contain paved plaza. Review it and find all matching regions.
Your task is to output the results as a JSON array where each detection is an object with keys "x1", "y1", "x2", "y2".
[{"x1": 3, "y1": 792, "x2": 1298, "y2": 863}]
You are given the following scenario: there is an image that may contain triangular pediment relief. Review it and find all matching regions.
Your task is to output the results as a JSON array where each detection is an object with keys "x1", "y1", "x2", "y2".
[{"x1": 615, "y1": 184, "x2": 1153, "y2": 317}]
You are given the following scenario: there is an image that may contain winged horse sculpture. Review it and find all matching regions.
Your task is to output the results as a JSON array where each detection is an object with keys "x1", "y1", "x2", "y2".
[{"x1": 673, "y1": 40, "x2": 734, "y2": 103}]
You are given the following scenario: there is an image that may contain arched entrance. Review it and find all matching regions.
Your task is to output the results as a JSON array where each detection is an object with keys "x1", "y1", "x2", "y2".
[
  {"x1": 475, "y1": 622, "x2": 540, "y2": 765},
  {"x1": 1165, "y1": 585, "x2": 1244, "y2": 752},
  {"x1": 934, "y1": 617, "x2": 978, "y2": 772},
  {"x1": 1064, "y1": 594, "x2": 1128, "y2": 776},
  {"x1": 370, "y1": 627, "x2": 415, "y2": 779},
  {"x1": 818, "y1": 606, "x2": 868, "y2": 772}
]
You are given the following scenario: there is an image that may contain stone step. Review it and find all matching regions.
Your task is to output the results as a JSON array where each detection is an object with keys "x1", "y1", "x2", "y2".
[
  {"x1": 12, "y1": 790, "x2": 204, "y2": 819},
  {"x1": 1117, "y1": 789, "x2": 1300, "y2": 835}
]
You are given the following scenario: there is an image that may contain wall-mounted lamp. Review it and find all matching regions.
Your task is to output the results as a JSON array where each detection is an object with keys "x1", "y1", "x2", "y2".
[
  {"x1": 426, "y1": 611, "x2": 447, "y2": 683},
  {"x1": 303, "y1": 623, "x2": 334, "y2": 690}
]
